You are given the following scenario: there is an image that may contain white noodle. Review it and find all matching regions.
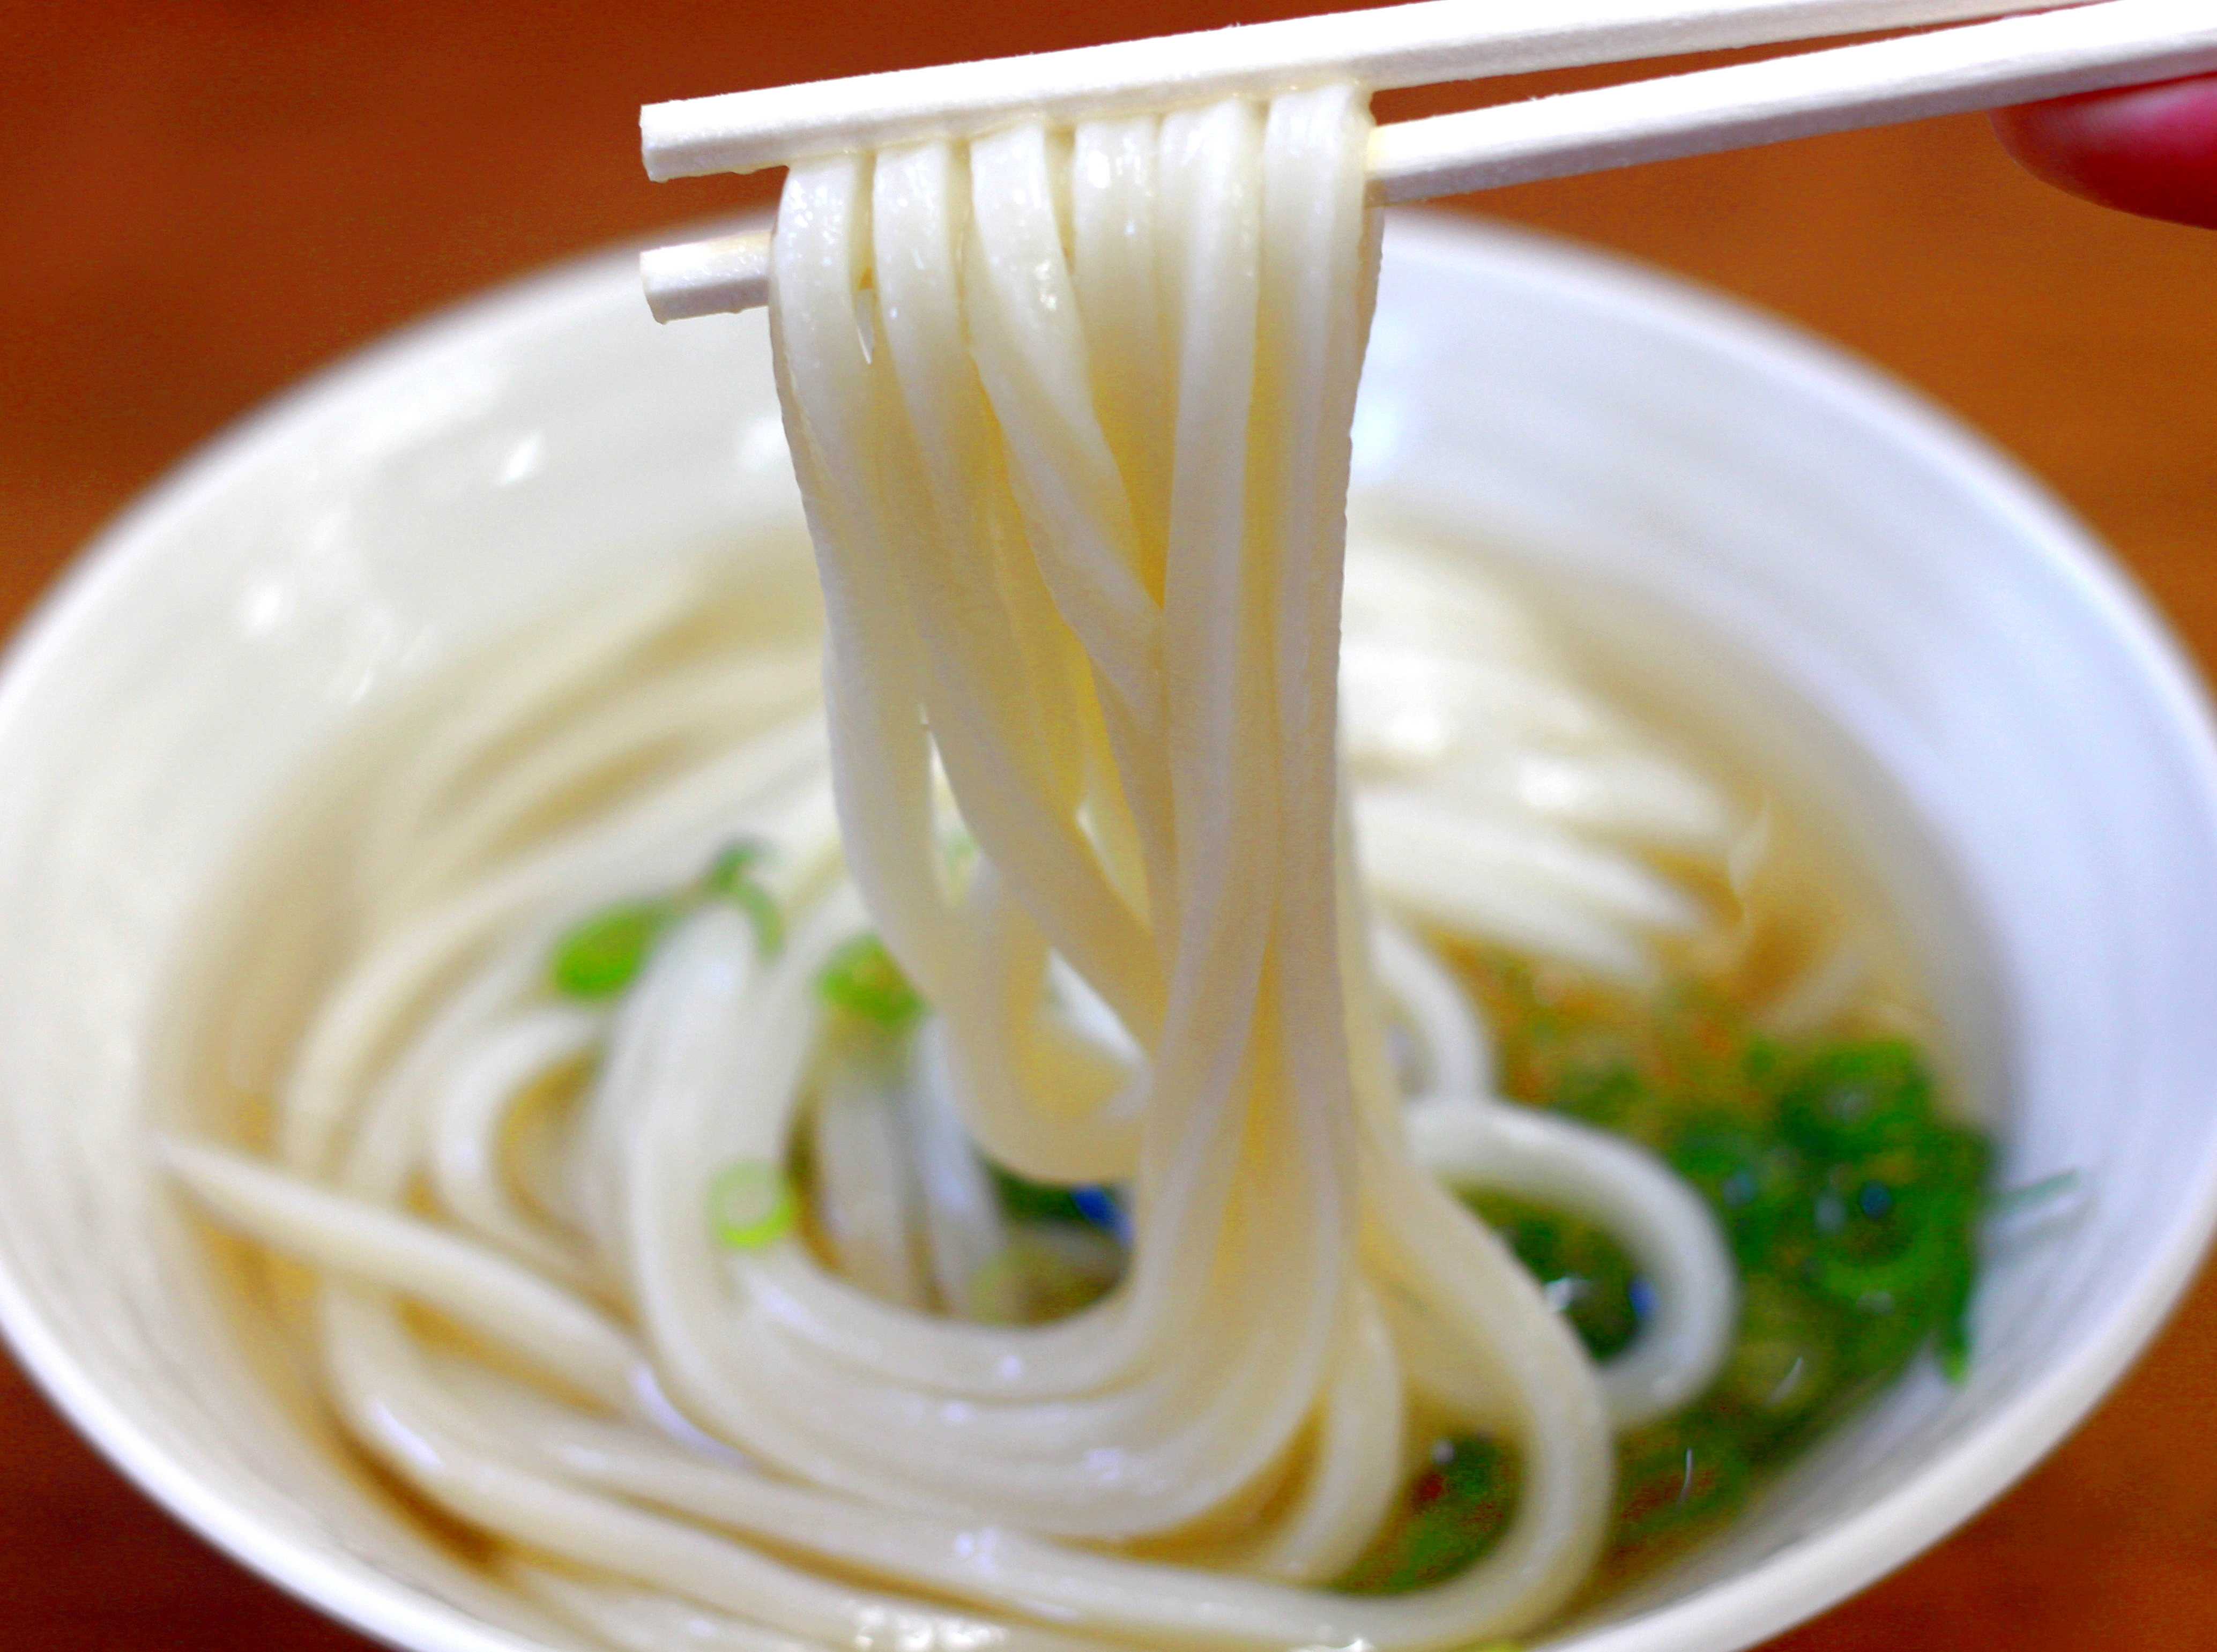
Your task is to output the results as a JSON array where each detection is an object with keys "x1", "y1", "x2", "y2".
[{"x1": 161, "y1": 81, "x2": 1771, "y2": 1652}]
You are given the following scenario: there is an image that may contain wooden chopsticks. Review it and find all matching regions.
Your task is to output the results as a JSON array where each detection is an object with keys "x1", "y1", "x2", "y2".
[
  {"x1": 638, "y1": 0, "x2": 2217, "y2": 319},
  {"x1": 643, "y1": 0, "x2": 2074, "y2": 179},
  {"x1": 1368, "y1": 0, "x2": 2215, "y2": 198}
]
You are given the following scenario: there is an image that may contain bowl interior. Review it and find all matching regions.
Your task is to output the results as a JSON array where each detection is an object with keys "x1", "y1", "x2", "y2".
[{"x1": 4, "y1": 214, "x2": 2216, "y2": 1652}]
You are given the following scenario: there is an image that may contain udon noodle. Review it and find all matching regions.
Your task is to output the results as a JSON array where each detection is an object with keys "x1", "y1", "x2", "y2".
[{"x1": 161, "y1": 83, "x2": 1959, "y2": 1652}]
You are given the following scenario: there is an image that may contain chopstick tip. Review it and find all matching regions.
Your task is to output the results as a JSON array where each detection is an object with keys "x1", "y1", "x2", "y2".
[{"x1": 641, "y1": 232, "x2": 772, "y2": 321}]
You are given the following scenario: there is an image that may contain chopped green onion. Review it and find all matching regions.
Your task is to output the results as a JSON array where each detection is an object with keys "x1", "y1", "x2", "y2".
[
  {"x1": 1665, "y1": 1117, "x2": 1803, "y2": 1269},
  {"x1": 1466, "y1": 1193, "x2": 1643, "y2": 1361},
  {"x1": 1936, "y1": 1249, "x2": 1976, "y2": 1385},
  {"x1": 990, "y1": 1164, "x2": 1128, "y2": 1238},
  {"x1": 1457, "y1": 948, "x2": 1996, "y2": 1561},
  {"x1": 708, "y1": 1160, "x2": 796, "y2": 1251},
  {"x1": 721, "y1": 878, "x2": 784, "y2": 957},
  {"x1": 818, "y1": 933, "x2": 924, "y2": 1027},
  {"x1": 549, "y1": 841, "x2": 784, "y2": 1000},
  {"x1": 697, "y1": 839, "x2": 768, "y2": 899},
  {"x1": 694, "y1": 839, "x2": 782, "y2": 956},
  {"x1": 1777, "y1": 1038, "x2": 1933, "y2": 1162},
  {"x1": 1809, "y1": 1182, "x2": 1958, "y2": 1307},
  {"x1": 550, "y1": 899, "x2": 676, "y2": 999},
  {"x1": 1336, "y1": 1436, "x2": 1520, "y2": 1594}
]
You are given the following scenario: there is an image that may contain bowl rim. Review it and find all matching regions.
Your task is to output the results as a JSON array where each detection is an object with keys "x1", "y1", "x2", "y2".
[{"x1": 3, "y1": 208, "x2": 2215, "y2": 1652}]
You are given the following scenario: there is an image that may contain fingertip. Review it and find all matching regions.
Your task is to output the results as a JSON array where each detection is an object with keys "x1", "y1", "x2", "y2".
[{"x1": 1992, "y1": 74, "x2": 2217, "y2": 231}]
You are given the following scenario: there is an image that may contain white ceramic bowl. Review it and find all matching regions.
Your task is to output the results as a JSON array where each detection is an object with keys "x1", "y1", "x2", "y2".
[{"x1": 4, "y1": 213, "x2": 2216, "y2": 1652}]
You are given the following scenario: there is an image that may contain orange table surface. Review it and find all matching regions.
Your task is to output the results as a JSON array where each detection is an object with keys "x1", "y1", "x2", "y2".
[{"x1": 2, "y1": 3, "x2": 2214, "y2": 1648}]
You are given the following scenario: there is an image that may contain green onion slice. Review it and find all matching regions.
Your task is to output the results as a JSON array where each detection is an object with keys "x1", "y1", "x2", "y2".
[
  {"x1": 550, "y1": 899, "x2": 676, "y2": 999},
  {"x1": 819, "y1": 933, "x2": 924, "y2": 1027},
  {"x1": 698, "y1": 839, "x2": 768, "y2": 899},
  {"x1": 708, "y1": 1160, "x2": 796, "y2": 1251},
  {"x1": 722, "y1": 879, "x2": 784, "y2": 957},
  {"x1": 695, "y1": 840, "x2": 783, "y2": 956}
]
